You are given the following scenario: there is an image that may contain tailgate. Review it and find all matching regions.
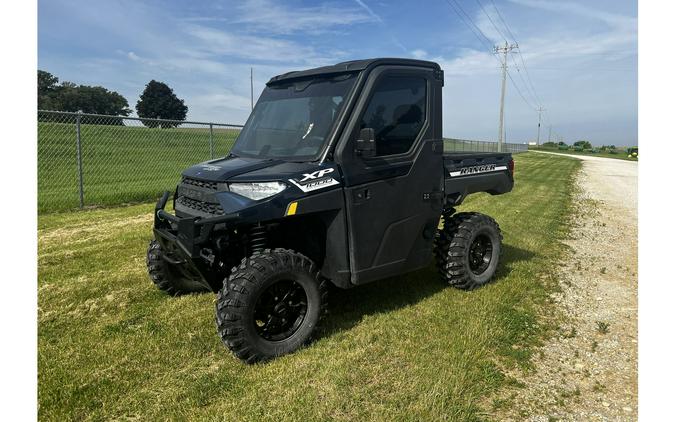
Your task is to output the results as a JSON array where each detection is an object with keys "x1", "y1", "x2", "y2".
[{"x1": 443, "y1": 153, "x2": 514, "y2": 205}]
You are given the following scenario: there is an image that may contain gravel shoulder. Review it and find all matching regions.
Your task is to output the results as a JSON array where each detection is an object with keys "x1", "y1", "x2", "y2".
[{"x1": 502, "y1": 152, "x2": 638, "y2": 421}]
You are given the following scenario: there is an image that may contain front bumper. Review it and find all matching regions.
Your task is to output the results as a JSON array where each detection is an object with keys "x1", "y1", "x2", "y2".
[{"x1": 153, "y1": 191, "x2": 240, "y2": 259}]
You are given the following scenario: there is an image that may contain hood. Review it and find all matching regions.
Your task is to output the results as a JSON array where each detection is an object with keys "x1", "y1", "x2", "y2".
[
  {"x1": 182, "y1": 156, "x2": 283, "y2": 182},
  {"x1": 182, "y1": 156, "x2": 335, "y2": 183}
]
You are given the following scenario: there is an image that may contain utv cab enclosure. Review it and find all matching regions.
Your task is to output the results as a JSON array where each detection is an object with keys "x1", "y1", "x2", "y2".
[{"x1": 149, "y1": 58, "x2": 514, "y2": 363}]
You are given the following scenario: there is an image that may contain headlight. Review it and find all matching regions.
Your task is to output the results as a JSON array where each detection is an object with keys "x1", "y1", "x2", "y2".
[{"x1": 228, "y1": 182, "x2": 287, "y2": 201}]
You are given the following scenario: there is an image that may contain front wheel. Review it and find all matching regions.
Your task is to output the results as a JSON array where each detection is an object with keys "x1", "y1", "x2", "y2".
[
  {"x1": 215, "y1": 249, "x2": 328, "y2": 364},
  {"x1": 434, "y1": 212, "x2": 503, "y2": 290}
]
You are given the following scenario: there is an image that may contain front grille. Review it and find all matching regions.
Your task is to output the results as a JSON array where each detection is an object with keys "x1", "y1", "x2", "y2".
[
  {"x1": 182, "y1": 177, "x2": 218, "y2": 190},
  {"x1": 176, "y1": 196, "x2": 225, "y2": 215}
]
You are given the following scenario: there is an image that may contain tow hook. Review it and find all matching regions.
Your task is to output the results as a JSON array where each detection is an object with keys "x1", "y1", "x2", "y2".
[
  {"x1": 161, "y1": 254, "x2": 186, "y2": 265},
  {"x1": 200, "y1": 248, "x2": 216, "y2": 265}
]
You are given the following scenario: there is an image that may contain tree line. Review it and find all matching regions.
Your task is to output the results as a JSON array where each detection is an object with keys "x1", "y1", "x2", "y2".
[
  {"x1": 541, "y1": 140, "x2": 623, "y2": 153},
  {"x1": 38, "y1": 70, "x2": 188, "y2": 127}
]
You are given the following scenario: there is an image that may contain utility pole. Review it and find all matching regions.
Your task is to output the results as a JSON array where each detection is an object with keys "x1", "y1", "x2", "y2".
[
  {"x1": 548, "y1": 124, "x2": 552, "y2": 143},
  {"x1": 495, "y1": 41, "x2": 517, "y2": 152},
  {"x1": 250, "y1": 67, "x2": 254, "y2": 111},
  {"x1": 536, "y1": 106, "x2": 545, "y2": 145}
]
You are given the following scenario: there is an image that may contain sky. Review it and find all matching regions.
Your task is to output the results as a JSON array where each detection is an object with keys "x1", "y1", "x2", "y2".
[{"x1": 38, "y1": 0, "x2": 638, "y2": 146}]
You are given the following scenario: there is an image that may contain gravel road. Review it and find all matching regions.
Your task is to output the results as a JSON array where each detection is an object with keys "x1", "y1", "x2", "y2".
[{"x1": 503, "y1": 152, "x2": 638, "y2": 421}]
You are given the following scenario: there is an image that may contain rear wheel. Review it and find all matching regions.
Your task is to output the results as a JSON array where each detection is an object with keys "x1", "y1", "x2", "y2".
[
  {"x1": 434, "y1": 212, "x2": 503, "y2": 290},
  {"x1": 215, "y1": 249, "x2": 328, "y2": 364},
  {"x1": 146, "y1": 239, "x2": 210, "y2": 296}
]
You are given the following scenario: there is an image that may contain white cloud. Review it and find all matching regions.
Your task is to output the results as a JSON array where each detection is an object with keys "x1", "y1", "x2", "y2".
[
  {"x1": 353, "y1": 0, "x2": 383, "y2": 23},
  {"x1": 508, "y1": 0, "x2": 636, "y2": 29},
  {"x1": 411, "y1": 49, "x2": 428, "y2": 59},
  {"x1": 189, "y1": 91, "x2": 253, "y2": 114},
  {"x1": 184, "y1": 25, "x2": 317, "y2": 63},
  {"x1": 431, "y1": 49, "x2": 501, "y2": 77},
  {"x1": 232, "y1": 0, "x2": 375, "y2": 34},
  {"x1": 180, "y1": 24, "x2": 351, "y2": 68}
]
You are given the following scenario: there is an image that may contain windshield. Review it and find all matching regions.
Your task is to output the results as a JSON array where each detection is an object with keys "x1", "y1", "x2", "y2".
[{"x1": 231, "y1": 73, "x2": 357, "y2": 160}]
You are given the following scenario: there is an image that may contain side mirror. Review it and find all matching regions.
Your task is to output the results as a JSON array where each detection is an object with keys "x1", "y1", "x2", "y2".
[{"x1": 356, "y1": 128, "x2": 376, "y2": 158}]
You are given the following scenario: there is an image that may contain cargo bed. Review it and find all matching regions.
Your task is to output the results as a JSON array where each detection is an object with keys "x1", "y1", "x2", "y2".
[{"x1": 443, "y1": 152, "x2": 514, "y2": 205}]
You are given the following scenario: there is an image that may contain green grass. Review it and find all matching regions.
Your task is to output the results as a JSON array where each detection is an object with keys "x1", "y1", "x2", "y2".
[
  {"x1": 38, "y1": 122, "x2": 241, "y2": 213},
  {"x1": 38, "y1": 152, "x2": 580, "y2": 421},
  {"x1": 529, "y1": 145, "x2": 638, "y2": 161}
]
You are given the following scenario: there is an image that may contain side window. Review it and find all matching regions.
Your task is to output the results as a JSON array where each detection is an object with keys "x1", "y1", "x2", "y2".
[{"x1": 360, "y1": 76, "x2": 427, "y2": 156}]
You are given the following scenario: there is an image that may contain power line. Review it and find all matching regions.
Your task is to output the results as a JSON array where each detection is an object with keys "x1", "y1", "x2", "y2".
[
  {"x1": 442, "y1": 0, "x2": 483, "y2": 46},
  {"x1": 514, "y1": 50, "x2": 542, "y2": 107},
  {"x1": 441, "y1": 0, "x2": 542, "y2": 143},
  {"x1": 448, "y1": 0, "x2": 493, "y2": 45},
  {"x1": 536, "y1": 106, "x2": 545, "y2": 145},
  {"x1": 542, "y1": 109, "x2": 558, "y2": 144},
  {"x1": 525, "y1": 67, "x2": 635, "y2": 72},
  {"x1": 442, "y1": 0, "x2": 547, "y2": 114},
  {"x1": 506, "y1": 68, "x2": 536, "y2": 110},
  {"x1": 443, "y1": 0, "x2": 496, "y2": 56},
  {"x1": 542, "y1": 109, "x2": 553, "y2": 131},
  {"x1": 489, "y1": 0, "x2": 543, "y2": 108},
  {"x1": 509, "y1": 55, "x2": 539, "y2": 109},
  {"x1": 488, "y1": 0, "x2": 549, "y2": 145},
  {"x1": 474, "y1": 0, "x2": 508, "y2": 42},
  {"x1": 489, "y1": 0, "x2": 517, "y2": 43}
]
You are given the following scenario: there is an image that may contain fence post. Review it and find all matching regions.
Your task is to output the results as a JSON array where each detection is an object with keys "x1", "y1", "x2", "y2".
[
  {"x1": 209, "y1": 123, "x2": 214, "y2": 159},
  {"x1": 76, "y1": 110, "x2": 84, "y2": 208}
]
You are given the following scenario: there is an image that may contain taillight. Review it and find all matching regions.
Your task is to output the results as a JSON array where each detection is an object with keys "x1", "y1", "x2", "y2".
[{"x1": 507, "y1": 159, "x2": 514, "y2": 177}]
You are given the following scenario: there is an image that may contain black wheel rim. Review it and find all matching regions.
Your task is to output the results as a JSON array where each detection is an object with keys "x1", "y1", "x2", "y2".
[
  {"x1": 253, "y1": 279, "x2": 308, "y2": 341},
  {"x1": 468, "y1": 233, "x2": 493, "y2": 275}
]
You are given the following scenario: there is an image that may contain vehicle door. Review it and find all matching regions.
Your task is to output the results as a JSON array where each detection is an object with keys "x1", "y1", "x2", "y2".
[{"x1": 335, "y1": 65, "x2": 444, "y2": 284}]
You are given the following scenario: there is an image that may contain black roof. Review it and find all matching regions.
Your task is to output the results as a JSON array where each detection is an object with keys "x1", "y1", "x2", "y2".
[{"x1": 266, "y1": 58, "x2": 441, "y2": 86}]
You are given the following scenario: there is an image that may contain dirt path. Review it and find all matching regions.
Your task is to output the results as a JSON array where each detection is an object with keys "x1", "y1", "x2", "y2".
[{"x1": 505, "y1": 152, "x2": 638, "y2": 421}]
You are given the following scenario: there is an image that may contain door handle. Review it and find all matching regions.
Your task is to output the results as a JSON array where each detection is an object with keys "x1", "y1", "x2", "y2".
[{"x1": 353, "y1": 188, "x2": 371, "y2": 202}]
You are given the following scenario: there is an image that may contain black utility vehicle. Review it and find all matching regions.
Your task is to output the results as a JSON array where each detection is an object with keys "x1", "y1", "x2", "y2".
[{"x1": 149, "y1": 58, "x2": 514, "y2": 363}]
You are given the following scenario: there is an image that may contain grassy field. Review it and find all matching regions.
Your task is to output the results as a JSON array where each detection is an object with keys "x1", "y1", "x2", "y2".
[
  {"x1": 529, "y1": 145, "x2": 638, "y2": 161},
  {"x1": 38, "y1": 152, "x2": 580, "y2": 420},
  {"x1": 38, "y1": 122, "x2": 241, "y2": 212}
]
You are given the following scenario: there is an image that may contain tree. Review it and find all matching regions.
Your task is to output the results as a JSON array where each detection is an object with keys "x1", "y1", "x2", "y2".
[
  {"x1": 57, "y1": 85, "x2": 131, "y2": 116},
  {"x1": 136, "y1": 80, "x2": 188, "y2": 128},
  {"x1": 37, "y1": 70, "x2": 131, "y2": 118},
  {"x1": 542, "y1": 141, "x2": 557, "y2": 148},
  {"x1": 38, "y1": 70, "x2": 59, "y2": 96},
  {"x1": 573, "y1": 140, "x2": 592, "y2": 150},
  {"x1": 38, "y1": 70, "x2": 60, "y2": 110}
]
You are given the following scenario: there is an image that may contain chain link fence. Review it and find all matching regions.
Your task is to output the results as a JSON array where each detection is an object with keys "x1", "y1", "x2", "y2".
[
  {"x1": 38, "y1": 110, "x2": 242, "y2": 213},
  {"x1": 444, "y1": 138, "x2": 529, "y2": 154},
  {"x1": 38, "y1": 110, "x2": 528, "y2": 213}
]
